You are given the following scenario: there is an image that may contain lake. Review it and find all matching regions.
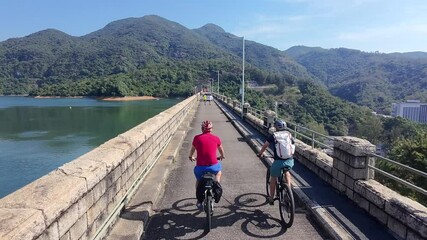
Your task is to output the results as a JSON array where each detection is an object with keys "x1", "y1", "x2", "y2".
[{"x1": 0, "y1": 96, "x2": 181, "y2": 198}]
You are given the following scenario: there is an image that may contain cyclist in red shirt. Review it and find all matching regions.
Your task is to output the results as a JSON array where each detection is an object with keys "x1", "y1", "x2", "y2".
[{"x1": 189, "y1": 120, "x2": 225, "y2": 209}]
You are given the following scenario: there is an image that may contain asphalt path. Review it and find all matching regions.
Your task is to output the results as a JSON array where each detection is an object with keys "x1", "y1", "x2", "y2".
[{"x1": 142, "y1": 100, "x2": 329, "y2": 239}]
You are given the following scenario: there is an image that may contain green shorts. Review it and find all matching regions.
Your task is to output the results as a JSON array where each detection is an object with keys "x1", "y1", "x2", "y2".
[{"x1": 270, "y1": 158, "x2": 294, "y2": 177}]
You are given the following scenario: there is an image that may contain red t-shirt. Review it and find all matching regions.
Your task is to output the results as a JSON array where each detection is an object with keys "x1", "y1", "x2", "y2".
[{"x1": 192, "y1": 132, "x2": 222, "y2": 166}]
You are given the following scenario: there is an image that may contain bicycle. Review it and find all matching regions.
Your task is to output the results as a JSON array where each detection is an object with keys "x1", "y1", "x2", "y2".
[
  {"x1": 191, "y1": 157, "x2": 223, "y2": 232},
  {"x1": 200, "y1": 172, "x2": 216, "y2": 232},
  {"x1": 266, "y1": 166, "x2": 295, "y2": 228}
]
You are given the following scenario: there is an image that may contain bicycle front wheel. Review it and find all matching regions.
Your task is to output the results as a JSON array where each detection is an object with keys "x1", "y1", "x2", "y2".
[
  {"x1": 279, "y1": 183, "x2": 295, "y2": 228},
  {"x1": 205, "y1": 195, "x2": 212, "y2": 232}
]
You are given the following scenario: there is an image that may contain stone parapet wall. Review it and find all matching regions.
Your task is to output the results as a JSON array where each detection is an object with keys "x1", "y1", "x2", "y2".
[
  {"x1": 0, "y1": 95, "x2": 198, "y2": 240},
  {"x1": 215, "y1": 95, "x2": 427, "y2": 240},
  {"x1": 354, "y1": 180, "x2": 427, "y2": 240},
  {"x1": 294, "y1": 142, "x2": 333, "y2": 185}
]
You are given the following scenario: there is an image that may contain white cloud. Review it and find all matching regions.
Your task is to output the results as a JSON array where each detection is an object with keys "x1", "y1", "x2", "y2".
[
  {"x1": 337, "y1": 23, "x2": 427, "y2": 41},
  {"x1": 233, "y1": 0, "x2": 427, "y2": 52},
  {"x1": 336, "y1": 23, "x2": 427, "y2": 52}
]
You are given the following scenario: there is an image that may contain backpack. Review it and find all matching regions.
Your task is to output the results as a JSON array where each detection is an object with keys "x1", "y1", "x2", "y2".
[{"x1": 273, "y1": 131, "x2": 295, "y2": 159}]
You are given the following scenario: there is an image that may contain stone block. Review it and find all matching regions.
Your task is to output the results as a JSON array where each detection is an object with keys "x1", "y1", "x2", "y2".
[
  {"x1": 106, "y1": 166, "x2": 122, "y2": 189},
  {"x1": 348, "y1": 168, "x2": 368, "y2": 180},
  {"x1": 353, "y1": 193, "x2": 369, "y2": 212},
  {"x1": 332, "y1": 179, "x2": 339, "y2": 190},
  {"x1": 387, "y1": 217, "x2": 407, "y2": 240},
  {"x1": 87, "y1": 142, "x2": 126, "y2": 171},
  {"x1": 0, "y1": 208, "x2": 45, "y2": 240},
  {"x1": 58, "y1": 203, "x2": 79, "y2": 237},
  {"x1": 87, "y1": 193, "x2": 108, "y2": 225},
  {"x1": 344, "y1": 176, "x2": 355, "y2": 190},
  {"x1": 345, "y1": 188, "x2": 354, "y2": 200},
  {"x1": 369, "y1": 203, "x2": 388, "y2": 225},
  {"x1": 59, "y1": 157, "x2": 107, "y2": 191},
  {"x1": 334, "y1": 158, "x2": 346, "y2": 172},
  {"x1": 407, "y1": 230, "x2": 424, "y2": 240},
  {"x1": 332, "y1": 168, "x2": 339, "y2": 179},
  {"x1": 0, "y1": 171, "x2": 86, "y2": 227},
  {"x1": 90, "y1": 180, "x2": 107, "y2": 204},
  {"x1": 106, "y1": 177, "x2": 122, "y2": 204},
  {"x1": 78, "y1": 191, "x2": 94, "y2": 219},
  {"x1": 36, "y1": 221, "x2": 59, "y2": 240},
  {"x1": 333, "y1": 136, "x2": 375, "y2": 156},
  {"x1": 333, "y1": 148, "x2": 368, "y2": 168},
  {"x1": 59, "y1": 231, "x2": 70, "y2": 240},
  {"x1": 385, "y1": 197, "x2": 427, "y2": 238},
  {"x1": 69, "y1": 214, "x2": 88, "y2": 240},
  {"x1": 354, "y1": 180, "x2": 387, "y2": 208},
  {"x1": 318, "y1": 169, "x2": 332, "y2": 185},
  {"x1": 315, "y1": 157, "x2": 333, "y2": 175},
  {"x1": 338, "y1": 181, "x2": 346, "y2": 193},
  {"x1": 338, "y1": 170, "x2": 346, "y2": 184}
]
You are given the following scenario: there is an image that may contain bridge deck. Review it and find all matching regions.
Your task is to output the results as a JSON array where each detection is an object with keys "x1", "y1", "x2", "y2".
[{"x1": 108, "y1": 99, "x2": 396, "y2": 239}]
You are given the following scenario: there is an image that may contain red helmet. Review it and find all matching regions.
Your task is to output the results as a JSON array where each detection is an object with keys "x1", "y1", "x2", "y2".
[{"x1": 201, "y1": 120, "x2": 213, "y2": 132}]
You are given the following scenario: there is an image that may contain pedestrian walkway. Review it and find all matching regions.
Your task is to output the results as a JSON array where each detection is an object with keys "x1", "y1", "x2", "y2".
[{"x1": 142, "y1": 100, "x2": 327, "y2": 239}]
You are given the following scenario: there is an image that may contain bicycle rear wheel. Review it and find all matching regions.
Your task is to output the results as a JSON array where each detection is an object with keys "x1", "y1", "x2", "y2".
[
  {"x1": 279, "y1": 183, "x2": 295, "y2": 227},
  {"x1": 265, "y1": 168, "x2": 271, "y2": 198},
  {"x1": 205, "y1": 194, "x2": 212, "y2": 232}
]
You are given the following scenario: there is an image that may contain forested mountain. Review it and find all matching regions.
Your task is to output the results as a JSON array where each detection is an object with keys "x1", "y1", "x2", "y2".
[
  {"x1": 285, "y1": 46, "x2": 427, "y2": 113},
  {"x1": 0, "y1": 16, "x2": 234, "y2": 95},
  {"x1": 193, "y1": 24, "x2": 313, "y2": 81},
  {"x1": 0, "y1": 15, "x2": 426, "y2": 134}
]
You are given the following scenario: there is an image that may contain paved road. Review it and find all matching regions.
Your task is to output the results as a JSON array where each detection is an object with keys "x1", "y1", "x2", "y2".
[{"x1": 142, "y1": 100, "x2": 329, "y2": 239}]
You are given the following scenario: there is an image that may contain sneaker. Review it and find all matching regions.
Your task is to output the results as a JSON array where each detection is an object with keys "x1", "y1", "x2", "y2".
[
  {"x1": 196, "y1": 202, "x2": 203, "y2": 210},
  {"x1": 268, "y1": 197, "x2": 274, "y2": 206}
]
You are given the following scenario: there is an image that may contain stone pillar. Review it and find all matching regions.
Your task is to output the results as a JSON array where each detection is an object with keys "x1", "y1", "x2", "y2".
[
  {"x1": 332, "y1": 136, "x2": 375, "y2": 199},
  {"x1": 263, "y1": 110, "x2": 276, "y2": 129},
  {"x1": 233, "y1": 100, "x2": 239, "y2": 109},
  {"x1": 243, "y1": 102, "x2": 250, "y2": 115}
]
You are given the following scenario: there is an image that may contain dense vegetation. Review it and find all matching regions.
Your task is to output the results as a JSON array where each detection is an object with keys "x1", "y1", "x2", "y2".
[
  {"x1": 285, "y1": 46, "x2": 427, "y2": 114},
  {"x1": 1, "y1": 15, "x2": 426, "y2": 204}
]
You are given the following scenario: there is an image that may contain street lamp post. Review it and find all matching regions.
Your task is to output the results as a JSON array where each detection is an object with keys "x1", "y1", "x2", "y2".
[
  {"x1": 241, "y1": 36, "x2": 245, "y2": 119},
  {"x1": 216, "y1": 70, "x2": 220, "y2": 94}
]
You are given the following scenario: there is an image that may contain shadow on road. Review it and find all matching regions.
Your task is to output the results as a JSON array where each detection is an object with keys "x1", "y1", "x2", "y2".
[{"x1": 140, "y1": 193, "x2": 289, "y2": 239}]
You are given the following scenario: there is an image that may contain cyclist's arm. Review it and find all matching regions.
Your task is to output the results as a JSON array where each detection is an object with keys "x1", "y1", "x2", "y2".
[
  {"x1": 218, "y1": 144, "x2": 225, "y2": 160},
  {"x1": 189, "y1": 145, "x2": 196, "y2": 161},
  {"x1": 257, "y1": 141, "x2": 270, "y2": 157}
]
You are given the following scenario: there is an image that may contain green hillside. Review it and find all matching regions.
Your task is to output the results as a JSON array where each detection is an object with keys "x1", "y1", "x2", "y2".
[{"x1": 285, "y1": 46, "x2": 427, "y2": 113}]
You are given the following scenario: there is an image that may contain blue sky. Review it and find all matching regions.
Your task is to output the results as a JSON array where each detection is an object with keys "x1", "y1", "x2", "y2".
[{"x1": 1, "y1": 0, "x2": 426, "y2": 53}]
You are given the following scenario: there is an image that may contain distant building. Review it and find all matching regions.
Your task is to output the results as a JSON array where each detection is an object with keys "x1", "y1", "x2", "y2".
[{"x1": 392, "y1": 100, "x2": 427, "y2": 124}]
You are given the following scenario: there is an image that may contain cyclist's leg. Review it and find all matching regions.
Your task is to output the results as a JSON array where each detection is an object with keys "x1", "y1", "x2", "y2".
[
  {"x1": 194, "y1": 166, "x2": 206, "y2": 207},
  {"x1": 285, "y1": 171, "x2": 291, "y2": 188},
  {"x1": 269, "y1": 176, "x2": 277, "y2": 199},
  {"x1": 283, "y1": 158, "x2": 294, "y2": 188},
  {"x1": 206, "y1": 162, "x2": 222, "y2": 182},
  {"x1": 270, "y1": 160, "x2": 283, "y2": 200},
  {"x1": 216, "y1": 171, "x2": 222, "y2": 182}
]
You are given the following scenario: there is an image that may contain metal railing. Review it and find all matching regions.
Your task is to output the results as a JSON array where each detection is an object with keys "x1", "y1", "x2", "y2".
[
  {"x1": 214, "y1": 93, "x2": 427, "y2": 197},
  {"x1": 367, "y1": 152, "x2": 427, "y2": 196}
]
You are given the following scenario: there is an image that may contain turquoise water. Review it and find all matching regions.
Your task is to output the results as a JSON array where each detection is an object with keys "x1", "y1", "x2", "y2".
[{"x1": 0, "y1": 96, "x2": 181, "y2": 198}]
